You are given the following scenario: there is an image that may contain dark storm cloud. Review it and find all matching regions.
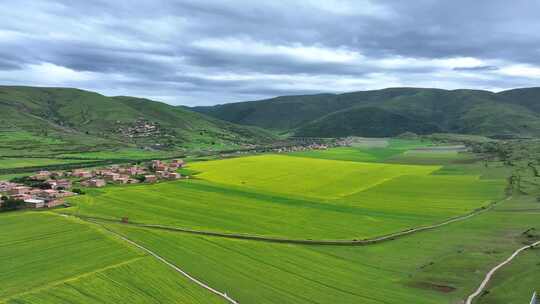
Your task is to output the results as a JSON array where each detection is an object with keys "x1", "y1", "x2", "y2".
[{"x1": 1, "y1": 0, "x2": 539, "y2": 105}]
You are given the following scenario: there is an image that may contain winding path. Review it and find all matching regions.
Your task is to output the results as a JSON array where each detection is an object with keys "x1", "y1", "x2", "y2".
[
  {"x1": 70, "y1": 198, "x2": 505, "y2": 246},
  {"x1": 465, "y1": 240, "x2": 540, "y2": 304},
  {"x1": 89, "y1": 219, "x2": 239, "y2": 304}
]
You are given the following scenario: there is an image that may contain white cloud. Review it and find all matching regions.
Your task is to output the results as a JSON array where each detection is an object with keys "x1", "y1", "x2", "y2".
[
  {"x1": 497, "y1": 64, "x2": 540, "y2": 79},
  {"x1": 300, "y1": 0, "x2": 393, "y2": 17},
  {"x1": 376, "y1": 56, "x2": 487, "y2": 70},
  {"x1": 193, "y1": 38, "x2": 363, "y2": 63}
]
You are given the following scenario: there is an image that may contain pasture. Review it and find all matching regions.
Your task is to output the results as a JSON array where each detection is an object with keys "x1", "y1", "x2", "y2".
[
  {"x1": 0, "y1": 212, "x2": 226, "y2": 304},
  {"x1": 5, "y1": 141, "x2": 529, "y2": 304},
  {"x1": 188, "y1": 154, "x2": 439, "y2": 199},
  {"x1": 287, "y1": 138, "x2": 429, "y2": 162},
  {"x1": 385, "y1": 149, "x2": 477, "y2": 165},
  {"x1": 0, "y1": 157, "x2": 89, "y2": 169},
  {"x1": 57, "y1": 149, "x2": 181, "y2": 160},
  {"x1": 101, "y1": 194, "x2": 540, "y2": 304},
  {"x1": 66, "y1": 154, "x2": 505, "y2": 240}
]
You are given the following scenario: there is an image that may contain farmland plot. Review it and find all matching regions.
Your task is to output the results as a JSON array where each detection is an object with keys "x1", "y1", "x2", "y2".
[
  {"x1": 102, "y1": 195, "x2": 539, "y2": 304},
  {"x1": 0, "y1": 212, "x2": 226, "y2": 304},
  {"x1": 287, "y1": 139, "x2": 429, "y2": 162},
  {"x1": 66, "y1": 154, "x2": 505, "y2": 240},
  {"x1": 188, "y1": 154, "x2": 439, "y2": 199}
]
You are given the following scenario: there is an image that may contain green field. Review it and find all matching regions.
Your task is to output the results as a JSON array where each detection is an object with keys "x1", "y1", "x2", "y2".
[
  {"x1": 476, "y1": 242, "x2": 540, "y2": 304},
  {"x1": 0, "y1": 212, "x2": 226, "y2": 304},
  {"x1": 64, "y1": 153, "x2": 505, "y2": 240},
  {"x1": 189, "y1": 154, "x2": 440, "y2": 199},
  {"x1": 0, "y1": 157, "x2": 90, "y2": 169},
  {"x1": 386, "y1": 150, "x2": 477, "y2": 165},
  {"x1": 98, "y1": 194, "x2": 539, "y2": 304},
  {"x1": 287, "y1": 139, "x2": 430, "y2": 162},
  {"x1": 57, "y1": 149, "x2": 182, "y2": 160},
  {"x1": 4, "y1": 141, "x2": 538, "y2": 304}
]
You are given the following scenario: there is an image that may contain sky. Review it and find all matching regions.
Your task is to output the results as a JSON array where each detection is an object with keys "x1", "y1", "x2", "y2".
[{"x1": 1, "y1": 0, "x2": 540, "y2": 106}]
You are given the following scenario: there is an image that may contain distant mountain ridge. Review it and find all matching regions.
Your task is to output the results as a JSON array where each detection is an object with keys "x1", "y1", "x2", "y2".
[
  {"x1": 192, "y1": 87, "x2": 540, "y2": 137},
  {"x1": 0, "y1": 86, "x2": 274, "y2": 152}
]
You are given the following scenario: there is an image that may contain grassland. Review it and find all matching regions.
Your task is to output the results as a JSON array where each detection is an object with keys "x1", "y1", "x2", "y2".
[
  {"x1": 0, "y1": 86, "x2": 275, "y2": 155},
  {"x1": 189, "y1": 154, "x2": 439, "y2": 199},
  {"x1": 0, "y1": 130, "x2": 117, "y2": 157},
  {"x1": 0, "y1": 212, "x2": 226, "y2": 304},
  {"x1": 5, "y1": 140, "x2": 537, "y2": 304},
  {"x1": 56, "y1": 149, "x2": 183, "y2": 160},
  {"x1": 287, "y1": 138, "x2": 429, "y2": 162},
  {"x1": 475, "y1": 238, "x2": 540, "y2": 304},
  {"x1": 0, "y1": 157, "x2": 91, "y2": 169},
  {"x1": 386, "y1": 149, "x2": 477, "y2": 165},
  {"x1": 64, "y1": 153, "x2": 505, "y2": 241},
  {"x1": 99, "y1": 193, "x2": 539, "y2": 304}
]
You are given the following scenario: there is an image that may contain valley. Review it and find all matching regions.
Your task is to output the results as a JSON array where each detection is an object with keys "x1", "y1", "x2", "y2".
[{"x1": 2, "y1": 134, "x2": 538, "y2": 303}]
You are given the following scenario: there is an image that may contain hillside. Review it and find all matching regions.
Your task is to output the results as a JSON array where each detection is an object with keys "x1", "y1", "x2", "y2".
[
  {"x1": 0, "y1": 86, "x2": 275, "y2": 155},
  {"x1": 193, "y1": 87, "x2": 540, "y2": 137}
]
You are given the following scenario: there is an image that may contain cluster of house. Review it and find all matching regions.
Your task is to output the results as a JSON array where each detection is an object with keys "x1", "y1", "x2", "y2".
[
  {"x1": 116, "y1": 118, "x2": 163, "y2": 138},
  {"x1": 219, "y1": 143, "x2": 332, "y2": 158},
  {"x1": 0, "y1": 159, "x2": 186, "y2": 210},
  {"x1": 79, "y1": 159, "x2": 185, "y2": 188},
  {"x1": 0, "y1": 172, "x2": 75, "y2": 209},
  {"x1": 273, "y1": 143, "x2": 330, "y2": 153}
]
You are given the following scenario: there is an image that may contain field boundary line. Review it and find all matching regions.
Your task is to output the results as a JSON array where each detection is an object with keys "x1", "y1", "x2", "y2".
[
  {"x1": 465, "y1": 239, "x2": 540, "y2": 304},
  {"x1": 85, "y1": 219, "x2": 239, "y2": 304},
  {"x1": 68, "y1": 197, "x2": 508, "y2": 246},
  {"x1": 0, "y1": 257, "x2": 144, "y2": 302}
]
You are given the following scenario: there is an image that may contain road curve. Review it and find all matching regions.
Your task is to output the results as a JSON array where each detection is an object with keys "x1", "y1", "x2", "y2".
[
  {"x1": 465, "y1": 240, "x2": 540, "y2": 304},
  {"x1": 90, "y1": 220, "x2": 240, "y2": 304}
]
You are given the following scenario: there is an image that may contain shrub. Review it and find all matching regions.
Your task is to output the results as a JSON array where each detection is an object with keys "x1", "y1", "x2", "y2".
[
  {"x1": 133, "y1": 174, "x2": 146, "y2": 182},
  {"x1": 1, "y1": 198, "x2": 25, "y2": 211},
  {"x1": 72, "y1": 188, "x2": 85, "y2": 195}
]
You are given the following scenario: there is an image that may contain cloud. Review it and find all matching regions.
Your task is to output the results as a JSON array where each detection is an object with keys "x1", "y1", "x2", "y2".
[
  {"x1": 453, "y1": 66, "x2": 499, "y2": 72},
  {"x1": 0, "y1": 0, "x2": 540, "y2": 105}
]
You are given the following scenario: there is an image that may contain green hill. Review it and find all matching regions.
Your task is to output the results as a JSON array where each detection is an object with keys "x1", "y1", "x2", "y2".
[
  {"x1": 193, "y1": 87, "x2": 540, "y2": 137},
  {"x1": 0, "y1": 86, "x2": 275, "y2": 155}
]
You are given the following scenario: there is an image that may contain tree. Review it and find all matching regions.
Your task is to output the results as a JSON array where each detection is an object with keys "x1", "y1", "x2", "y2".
[
  {"x1": 133, "y1": 174, "x2": 146, "y2": 182},
  {"x1": 1, "y1": 198, "x2": 24, "y2": 211},
  {"x1": 72, "y1": 188, "x2": 85, "y2": 195}
]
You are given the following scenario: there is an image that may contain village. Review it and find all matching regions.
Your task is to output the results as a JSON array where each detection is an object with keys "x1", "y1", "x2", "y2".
[{"x1": 0, "y1": 159, "x2": 186, "y2": 210}]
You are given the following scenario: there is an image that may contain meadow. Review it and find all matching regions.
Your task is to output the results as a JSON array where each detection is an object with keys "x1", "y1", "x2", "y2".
[
  {"x1": 65, "y1": 153, "x2": 505, "y2": 240},
  {"x1": 100, "y1": 194, "x2": 540, "y2": 304},
  {"x1": 287, "y1": 138, "x2": 430, "y2": 162},
  {"x1": 0, "y1": 157, "x2": 90, "y2": 169},
  {"x1": 4, "y1": 141, "x2": 535, "y2": 304},
  {"x1": 0, "y1": 212, "x2": 226, "y2": 304},
  {"x1": 57, "y1": 149, "x2": 183, "y2": 160},
  {"x1": 385, "y1": 149, "x2": 477, "y2": 165},
  {"x1": 188, "y1": 154, "x2": 440, "y2": 199}
]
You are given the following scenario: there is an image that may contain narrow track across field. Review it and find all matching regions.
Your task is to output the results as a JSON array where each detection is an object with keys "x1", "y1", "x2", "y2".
[
  {"x1": 86, "y1": 219, "x2": 239, "y2": 304},
  {"x1": 70, "y1": 197, "x2": 507, "y2": 246},
  {"x1": 465, "y1": 240, "x2": 540, "y2": 304}
]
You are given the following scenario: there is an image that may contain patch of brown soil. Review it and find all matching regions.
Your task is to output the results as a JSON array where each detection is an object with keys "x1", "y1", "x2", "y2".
[{"x1": 409, "y1": 281, "x2": 457, "y2": 293}]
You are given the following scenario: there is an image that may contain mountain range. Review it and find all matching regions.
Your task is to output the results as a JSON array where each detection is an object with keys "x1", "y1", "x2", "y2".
[
  {"x1": 0, "y1": 86, "x2": 274, "y2": 153},
  {"x1": 1, "y1": 85, "x2": 540, "y2": 154},
  {"x1": 193, "y1": 87, "x2": 540, "y2": 138}
]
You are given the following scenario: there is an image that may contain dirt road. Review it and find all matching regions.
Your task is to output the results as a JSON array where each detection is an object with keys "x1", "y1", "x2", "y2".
[{"x1": 465, "y1": 240, "x2": 540, "y2": 304}]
